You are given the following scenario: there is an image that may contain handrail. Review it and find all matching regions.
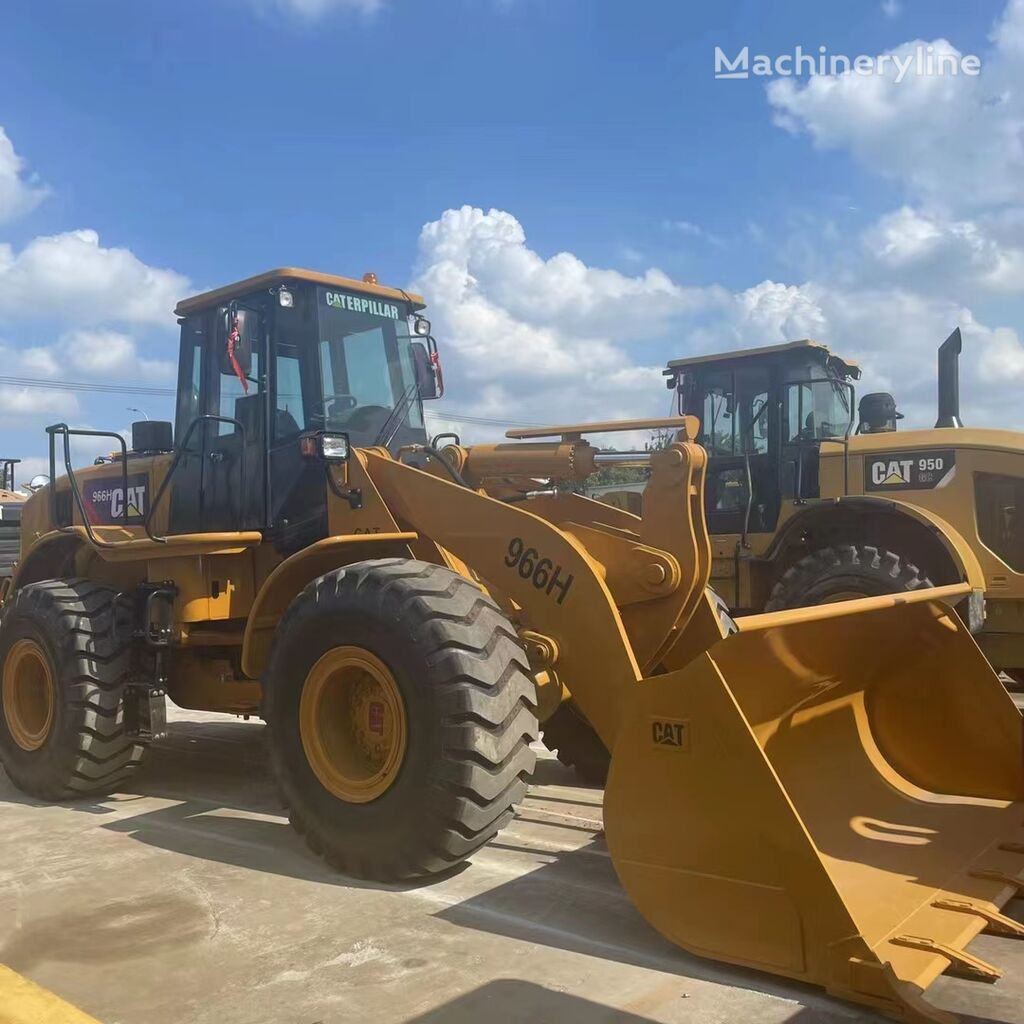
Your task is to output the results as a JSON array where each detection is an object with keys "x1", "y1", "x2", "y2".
[
  {"x1": 47, "y1": 424, "x2": 130, "y2": 550},
  {"x1": 145, "y1": 414, "x2": 247, "y2": 543}
]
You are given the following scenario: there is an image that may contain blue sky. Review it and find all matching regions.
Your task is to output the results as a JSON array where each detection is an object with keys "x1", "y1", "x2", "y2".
[{"x1": 0, "y1": 0, "x2": 1020, "y2": 476}]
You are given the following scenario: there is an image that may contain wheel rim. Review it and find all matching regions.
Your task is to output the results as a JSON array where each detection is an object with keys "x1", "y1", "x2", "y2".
[
  {"x1": 299, "y1": 646, "x2": 407, "y2": 803},
  {"x1": 2, "y1": 638, "x2": 56, "y2": 751}
]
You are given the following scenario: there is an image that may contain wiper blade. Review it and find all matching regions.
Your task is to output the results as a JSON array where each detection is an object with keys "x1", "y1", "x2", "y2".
[{"x1": 373, "y1": 381, "x2": 419, "y2": 449}]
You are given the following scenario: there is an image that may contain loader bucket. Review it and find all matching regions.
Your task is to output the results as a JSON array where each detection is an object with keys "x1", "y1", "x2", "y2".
[{"x1": 604, "y1": 587, "x2": 1024, "y2": 1023}]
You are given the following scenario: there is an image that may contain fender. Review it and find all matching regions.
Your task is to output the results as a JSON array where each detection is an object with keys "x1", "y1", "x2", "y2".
[
  {"x1": 240, "y1": 531, "x2": 417, "y2": 678},
  {"x1": 765, "y1": 495, "x2": 986, "y2": 627},
  {"x1": 10, "y1": 530, "x2": 82, "y2": 589}
]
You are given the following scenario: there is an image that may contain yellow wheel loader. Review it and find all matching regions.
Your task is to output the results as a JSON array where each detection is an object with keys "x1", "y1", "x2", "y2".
[
  {"x1": 660, "y1": 330, "x2": 1021, "y2": 675},
  {"x1": 558, "y1": 331, "x2": 1024, "y2": 780},
  {"x1": 2, "y1": 268, "x2": 1023, "y2": 1023}
]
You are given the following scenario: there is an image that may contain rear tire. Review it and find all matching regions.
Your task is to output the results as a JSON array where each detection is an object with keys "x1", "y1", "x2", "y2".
[
  {"x1": 0, "y1": 579, "x2": 144, "y2": 799},
  {"x1": 264, "y1": 558, "x2": 539, "y2": 880},
  {"x1": 766, "y1": 544, "x2": 932, "y2": 610}
]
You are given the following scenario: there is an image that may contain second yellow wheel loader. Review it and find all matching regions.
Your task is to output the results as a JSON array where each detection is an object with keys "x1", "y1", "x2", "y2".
[{"x1": 1, "y1": 268, "x2": 1023, "y2": 1023}]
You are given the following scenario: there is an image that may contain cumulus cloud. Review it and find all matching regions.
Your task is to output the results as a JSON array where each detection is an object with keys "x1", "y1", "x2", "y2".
[
  {"x1": 0, "y1": 128, "x2": 48, "y2": 225},
  {"x1": 0, "y1": 330, "x2": 173, "y2": 384},
  {"x1": 768, "y1": 21, "x2": 1024, "y2": 212},
  {"x1": 411, "y1": 207, "x2": 713, "y2": 437},
  {"x1": 861, "y1": 206, "x2": 1024, "y2": 291},
  {"x1": 747, "y1": 0, "x2": 1024, "y2": 415},
  {"x1": 0, "y1": 386, "x2": 78, "y2": 420},
  {"x1": 413, "y1": 203, "x2": 1024, "y2": 440},
  {"x1": 0, "y1": 229, "x2": 189, "y2": 327},
  {"x1": 417, "y1": 206, "x2": 719, "y2": 344},
  {"x1": 701, "y1": 278, "x2": 1024, "y2": 429},
  {"x1": 61, "y1": 330, "x2": 176, "y2": 380},
  {"x1": 993, "y1": 0, "x2": 1024, "y2": 56}
]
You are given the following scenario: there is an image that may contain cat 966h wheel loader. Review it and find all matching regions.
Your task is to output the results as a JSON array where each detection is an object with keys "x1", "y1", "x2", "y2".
[{"x1": 2, "y1": 268, "x2": 1023, "y2": 1023}]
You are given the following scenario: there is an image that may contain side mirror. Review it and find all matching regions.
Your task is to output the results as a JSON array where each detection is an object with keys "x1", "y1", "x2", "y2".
[
  {"x1": 412, "y1": 341, "x2": 441, "y2": 400},
  {"x1": 216, "y1": 306, "x2": 253, "y2": 380}
]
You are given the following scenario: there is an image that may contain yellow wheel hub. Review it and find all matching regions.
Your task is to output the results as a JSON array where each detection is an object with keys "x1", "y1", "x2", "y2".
[
  {"x1": 2, "y1": 638, "x2": 56, "y2": 752},
  {"x1": 299, "y1": 646, "x2": 407, "y2": 803}
]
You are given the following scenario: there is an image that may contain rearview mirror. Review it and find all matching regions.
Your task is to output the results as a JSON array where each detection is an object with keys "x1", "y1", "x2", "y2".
[
  {"x1": 412, "y1": 341, "x2": 440, "y2": 400},
  {"x1": 216, "y1": 306, "x2": 253, "y2": 380}
]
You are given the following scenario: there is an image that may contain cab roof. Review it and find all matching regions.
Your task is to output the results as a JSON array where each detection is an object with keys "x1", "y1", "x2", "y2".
[
  {"x1": 174, "y1": 267, "x2": 426, "y2": 317},
  {"x1": 666, "y1": 339, "x2": 861, "y2": 380}
]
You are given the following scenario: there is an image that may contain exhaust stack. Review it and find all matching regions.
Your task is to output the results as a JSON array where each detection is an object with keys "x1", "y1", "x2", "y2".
[{"x1": 935, "y1": 327, "x2": 963, "y2": 428}]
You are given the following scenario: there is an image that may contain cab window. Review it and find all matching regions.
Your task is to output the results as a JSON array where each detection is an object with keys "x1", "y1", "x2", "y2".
[
  {"x1": 700, "y1": 371, "x2": 736, "y2": 455},
  {"x1": 785, "y1": 380, "x2": 852, "y2": 442},
  {"x1": 699, "y1": 368, "x2": 770, "y2": 455},
  {"x1": 216, "y1": 308, "x2": 262, "y2": 437}
]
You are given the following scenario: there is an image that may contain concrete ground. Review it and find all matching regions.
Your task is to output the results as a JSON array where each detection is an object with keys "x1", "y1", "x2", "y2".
[{"x1": 2, "y1": 705, "x2": 1024, "y2": 1024}]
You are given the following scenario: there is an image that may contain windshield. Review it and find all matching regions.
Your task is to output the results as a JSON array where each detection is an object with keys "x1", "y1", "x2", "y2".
[
  {"x1": 785, "y1": 377, "x2": 852, "y2": 441},
  {"x1": 315, "y1": 286, "x2": 425, "y2": 447}
]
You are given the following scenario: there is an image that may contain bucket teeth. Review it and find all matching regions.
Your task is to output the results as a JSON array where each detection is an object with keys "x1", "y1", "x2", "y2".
[
  {"x1": 931, "y1": 897, "x2": 1024, "y2": 938},
  {"x1": 890, "y1": 935, "x2": 1001, "y2": 983},
  {"x1": 997, "y1": 841, "x2": 1024, "y2": 855}
]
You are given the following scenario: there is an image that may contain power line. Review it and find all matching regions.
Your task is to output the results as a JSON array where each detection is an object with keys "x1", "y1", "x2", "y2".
[
  {"x1": 0, "y1": 375, "x2": 175, "y2": 397},
  {"x1": 425, "y1": 410, "x2": 546, "y2": 428},
  {"x1": 0, "y1": 374, "x2": 546, "y2": 429}
]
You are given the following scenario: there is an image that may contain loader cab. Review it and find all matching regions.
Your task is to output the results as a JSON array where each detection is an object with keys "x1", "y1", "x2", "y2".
[
  {"x1": 666, "y1": 341, "x2": 858, "y2": 539},
  {"x1": 168, "y1": 269, "x2": 440, "y2": 548}
]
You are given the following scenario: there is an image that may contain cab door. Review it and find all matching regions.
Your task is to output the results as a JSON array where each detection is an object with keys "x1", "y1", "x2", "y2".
[
  {"x1": 698, "y1": 366, "x2": 780, "y2": 538},
  {"x1": 168, "y1": 302, "x2": 267, "y2": 534}
]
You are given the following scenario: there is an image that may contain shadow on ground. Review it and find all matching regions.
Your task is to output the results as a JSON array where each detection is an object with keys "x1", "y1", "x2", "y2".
[
  {"x1": 404, "y1": 979, "x2": 664, "y2": 1024},
  {"x1": 4, "y1": 715, "x2": 1022, "y2": 1024}
]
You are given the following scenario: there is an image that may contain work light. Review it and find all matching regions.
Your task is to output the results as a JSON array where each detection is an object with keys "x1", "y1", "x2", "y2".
[{"x1": 299, "y1": 431, "x2": 350, "y2": 462}]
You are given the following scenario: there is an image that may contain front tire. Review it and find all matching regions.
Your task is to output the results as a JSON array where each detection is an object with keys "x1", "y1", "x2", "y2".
[
  {"x1": 264, "y1": 558, "x2": 539, "y2": 880},
  {"x1": 0, "y1": 579, "x2": 144, "y2": 799},
  {"x1": 766, "y1": 544, "x2": 932, "y2": 610}
]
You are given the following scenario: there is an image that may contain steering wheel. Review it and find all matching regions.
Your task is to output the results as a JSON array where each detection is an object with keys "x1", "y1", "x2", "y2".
[{"x1": 311, "y1": 394, "x2": 358, "y2": 425}]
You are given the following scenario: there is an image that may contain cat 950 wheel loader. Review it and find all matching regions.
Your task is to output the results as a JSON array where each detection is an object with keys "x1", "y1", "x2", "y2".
[{"x1": 2, "y1": 268, "x2": 1024, "y2": 1023}]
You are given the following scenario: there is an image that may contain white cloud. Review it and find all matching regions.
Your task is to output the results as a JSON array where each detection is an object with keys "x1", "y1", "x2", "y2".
[
  {"x1": 768, "y1": 25, "x2": 1024, "y2": 211},
  {"x1": 882, "y1": 0, "x2": 902, "y2": 18},
  {"x1": 662, "y1": 219, "x2": 725, "y2": 247},
  {"x1": 862, "y1": 206, "x2": 1024, "y2": 291},
  {"x1": 261, "y1": 0, "x2": 382, "y2": 17},
  {"x1": 0, "y1": 229, "x2": 189, "y2": 327},
  {"x1": 701, "y1": 277, "x2": 1024, "y2": 429},
  {"x1": 61, "y1": 330, "x2": 176, "y2": 381},
  {"x1": 0, "y1": 386, "x2": 78, "y2": 420},
  {"x1": 753, "y1": 0, "x2": 1024, "y2": 423},
  {"x1": 0, "y1": 128, "x2": 48, "y2": 225},
  {"x1": 411, "y1": 207, "x2": 712, "y2": 437},
  {"x1": 0, "y1": 331, "x2": 173, "y2": 394},
  {"x1": 417, "y1": 206, "x2": 721, "y2": 344},
  {"x1": 414, "y1": 204, "x2": 1024, "y2": 439},
  {"x1": 993, "y1": 0, "x2": 1024, "y2": 56}
]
